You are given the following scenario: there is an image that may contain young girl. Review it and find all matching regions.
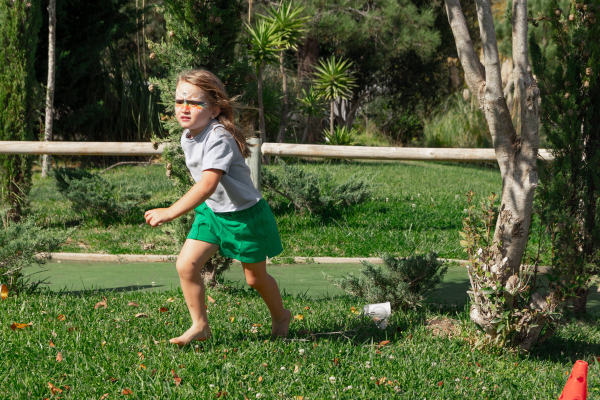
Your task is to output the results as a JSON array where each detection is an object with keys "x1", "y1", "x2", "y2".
[{"x1": 144, "y1": 70, "x2": 291, "y2": 345}]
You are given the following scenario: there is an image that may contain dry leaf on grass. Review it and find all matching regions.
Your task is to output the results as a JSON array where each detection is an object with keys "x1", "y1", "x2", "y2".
[
  {"x1": 49, "y1": 340, "x2": 55, "y2": 348},
  {"x1": 56, "y1": 352, "x2": 63, "y2": 362},
  {"x1": 375, "y1": 377, "x2": 387, "y2": 385},
  {"x1": 127, "y1": 302, "x2": 139, "y2": 307},
  {"x1": 138, "y1": 352, "x2": 145, "y2": 360},
  {"x1": 135, "y1": 313, "x2": 149, "y2": 318},
  {"x1": 216, "y1": 391, "x2": 227, "y2": 397},
  {"x1": 0, "y1": 283, "x2": 7, "y2": 300},
  {"x1": 252, "y1": 324, "x2": 262, "y2": 327},
  {"x1": 166, "y1": 297, "x2": 176, "y2": 303},
  {"x1": 207, "y1": 295, "x2": 216, "y2": 304},
  {"x1": 229, "y1": 317, "x2": 235, "y2": 322},
  {"x1": 159, "y1": 307, "x2": 168, "y2": 313},
  {"x1": 48, "y1": 383, "x2": 62, "y2": 394},
  {"x1": 100, "y1": 393, "x2": 109, "y2": 400},
  {"x1": 10, "y1": 322, "x2": 32, "y2": 331},
  {"x1": 258, "y1": 376, "x2": 263, "y2": 383},
  {"x1": 122, "y1": 388, "x2": 133, "y2": 395},
  {"x1": 378, "y1": 340, "x2": 390, "y2": 348},
  {"x1": 293, "y1": 364, "x2": 300, "y2": 373},
  {"x1": 139, "y1": 364, "x2": 146, "y2": 370},
  {"x1": 171, "y1": 369, "x2": 182, "y2": 386},
  {"x1": 57, "y1": 314, "x2": 65, "y2": 321},
  {"x1": 294, "y1": 315, "x2": 304, "y2": 321},
  {"x1": 51, "y1": 331, "x2": 57, "y2": 337}
]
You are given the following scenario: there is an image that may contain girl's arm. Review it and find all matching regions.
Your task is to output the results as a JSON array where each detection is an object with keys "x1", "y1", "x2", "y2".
[{"x1": 144, "y1": 169, "x2": 223, "y2": 227}]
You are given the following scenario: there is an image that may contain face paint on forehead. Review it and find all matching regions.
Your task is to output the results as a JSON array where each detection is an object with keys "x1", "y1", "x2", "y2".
[{"x1": 176, "y1": 88, "x2": 204, "y2": 101}]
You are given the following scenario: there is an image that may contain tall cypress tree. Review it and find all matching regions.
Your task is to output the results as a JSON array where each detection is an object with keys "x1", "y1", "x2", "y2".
[
  {"x1": 0, "y1": 0, "x2": 42, "y2": 221},
  {"x1": 531, "y1": 0, "x2": 600, "y2": 315}
]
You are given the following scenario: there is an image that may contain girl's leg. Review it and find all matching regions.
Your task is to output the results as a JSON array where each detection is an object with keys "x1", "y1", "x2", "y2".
[
  {"x1": 242, "y1": 260, "x2": 291, "y2": 339},
  {"x1": 170, "y1": 239, "x2": 220, "y2": 346}
]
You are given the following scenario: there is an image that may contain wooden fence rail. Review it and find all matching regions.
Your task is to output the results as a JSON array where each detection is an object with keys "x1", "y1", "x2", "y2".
[{"x1": 0, "y1": 141, "x2": 554, "y2": 162}]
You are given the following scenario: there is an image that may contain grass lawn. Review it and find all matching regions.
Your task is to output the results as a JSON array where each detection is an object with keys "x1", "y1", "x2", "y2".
[
  {"x1": 28, "y1": 160, "x2": 516, "y2": 260},
  {"x1": 2, "y1": 278, "x2": 599, "y2": 399}
]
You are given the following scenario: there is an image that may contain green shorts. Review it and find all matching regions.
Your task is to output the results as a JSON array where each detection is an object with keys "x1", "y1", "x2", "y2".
[{"x1": 187, "y1": 199, "x2": 283, "y2": 263}]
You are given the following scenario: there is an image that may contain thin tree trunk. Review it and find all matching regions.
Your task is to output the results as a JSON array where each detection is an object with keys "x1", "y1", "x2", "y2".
[
  {"x1": 136, "y1": 0, "x2": 141, "y2": 69},
  {"x1": 257, "y1": 65, "x2": 269, "y2": 164},
  {"x1": 142, "y1": 0, "x2": 146, "y2": 77},
  {"x1": 572, "y1": 288, "x2": 589, "y2": 315},
  {"x1": 297, "y1": 36, "x2": 319, "y2": 82},
  {"x1": 330, "y1": 100, "x2": 334, "y2": 136},
  {"x1": 301, "y1": 116, "x2": 311, "y2": 144},
  {"x1": 42, "y1": 0, "x2": 57, "y2": 178},
  {"x1": 276, "y1": 51, "x2": 288, "y2": 144}
]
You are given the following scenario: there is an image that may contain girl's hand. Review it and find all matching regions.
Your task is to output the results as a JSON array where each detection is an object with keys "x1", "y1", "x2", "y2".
[{"x1": 144, "y1": 208, "x2": 173, "y2": 227}]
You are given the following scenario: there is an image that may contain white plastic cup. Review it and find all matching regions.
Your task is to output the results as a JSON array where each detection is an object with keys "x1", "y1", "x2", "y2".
[{"x1": 363, "y1": 302, "x2": 391, "y2": 329}]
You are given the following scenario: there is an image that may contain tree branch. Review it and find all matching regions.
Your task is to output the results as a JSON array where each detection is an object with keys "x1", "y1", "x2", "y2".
[{"x1": 475, "y1": 0, "x2": 503, "y2": 97}]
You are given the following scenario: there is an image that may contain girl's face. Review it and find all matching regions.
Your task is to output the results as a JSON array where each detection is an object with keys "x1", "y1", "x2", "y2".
[{"x1": 175, "y1": 81, "x2": 220, "y2": 135}]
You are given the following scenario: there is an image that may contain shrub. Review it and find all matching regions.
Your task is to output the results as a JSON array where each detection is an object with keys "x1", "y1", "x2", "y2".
[
  {"x1": 323, "y1": 252, "x2": 448, "y2": 310},
  {"x1": 52, "y1": 167, "x2": 151, "y2": 223},
  {"x1": 261, "y1": 162, "x2": 371, "y2": 214},
  {"x1": 322, "y1": 126, "x2": 358, "y2": 146},
  {"x1": 0, "y1": 210, "x2": 71, "y2": 295}
]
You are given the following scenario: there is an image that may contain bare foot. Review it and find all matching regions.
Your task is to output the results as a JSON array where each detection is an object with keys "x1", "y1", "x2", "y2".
[
  {"x1": 169, "y1": 324, "x2": 211, "y2": 346},
  {"x1": 271, "y1": 309, "x2": 291, "y2": 340}
]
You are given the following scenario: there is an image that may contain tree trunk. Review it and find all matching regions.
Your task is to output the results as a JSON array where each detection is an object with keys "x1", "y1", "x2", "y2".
[
  {"x1": 445, "y1": 0, "x2": 548, "y2": 350},
  {"x1": 257, "y1": 64, "x2": 269, "y2": 164},
  {"x1": 330, "y1": 100, "x2": 334, "y2": 136},
  {"x1": 572, "y1": 288, "x2": 589, "y2": 316},
  {"x1": 276, "y1": 51, "x2": 288, "y2": 144},
  {"x1": 297, "y1": 36, "x2": 319, "y2": 82},
  {"x1": 301, "y1": 116, "x2": 311, "y2": 144},
  {"x1": 42, "y1": 0, "x2": 56, "y2": 178},
  {"x1": 345, "y1": 94, "x2": 362, "y2": 130}
]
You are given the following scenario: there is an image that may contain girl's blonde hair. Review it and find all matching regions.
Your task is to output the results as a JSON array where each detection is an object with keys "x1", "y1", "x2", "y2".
[{"x1": 177, "y1": 69, "x2": 251, "y2": 158}]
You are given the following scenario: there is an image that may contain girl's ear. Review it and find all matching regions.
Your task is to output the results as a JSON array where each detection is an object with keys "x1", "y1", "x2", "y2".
[{"x1": 212, "y1": 107, "x2": 221, "y2": 119}]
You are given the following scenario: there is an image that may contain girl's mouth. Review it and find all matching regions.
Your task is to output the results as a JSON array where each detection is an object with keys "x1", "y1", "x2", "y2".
[{"x1": 180, "y1": 116, "x2": 191, "y2": 121}]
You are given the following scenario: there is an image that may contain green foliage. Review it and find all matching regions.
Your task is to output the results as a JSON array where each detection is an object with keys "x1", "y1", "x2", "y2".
[
  {"x1": 313, "y1": 56, "x2": 356, "y2": 102},
  {"x1": 423, "y1": 93, "x2": 492, "y2": 148},
  {"x1": 324, "y1": 252, "x2": 448, "y2": 310},
  {"x1": 531, "y1": 0, "x2": 600, "y2": 314},
  {"x1": 261, "y1": 161, "x2": 371, "y2": 214},
  {"x1": 259, "y1": 1, "x2": 308, "y2": 51},
  {"x1": 297, "y1": 86, "x2": 324, "y2": 118},
  {"x1": 0, "y1": 0, "x2": 42, "y2": 218},
  {"x1": 246, "y1": 19, "x2": 283, "y2": 70},
  {"x1": 0, "y1": 210, "x2": 71, "y2": 295},
  {"x1": 34, "y1": 0, "x2": 162, "y2": 143},
  {"x1": 52, "y1": 168, "x2": 151, "y2": 224},
  {"x1": 322, "y1": 126, "x2": 358, "y2": 146}
]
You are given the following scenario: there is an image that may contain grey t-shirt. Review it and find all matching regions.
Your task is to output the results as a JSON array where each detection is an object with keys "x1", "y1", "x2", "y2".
[{"x1": 180, "y1": 120, "x2": 262, "y2": 212}]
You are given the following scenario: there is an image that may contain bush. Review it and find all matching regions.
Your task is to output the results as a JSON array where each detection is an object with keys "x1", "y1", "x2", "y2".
[
  {"x1": 323, "y1": 252, "x2": 448, "y2": 310},
  {"x1": 0, "y1": 210, "x2": 71, "y2": 295},
  {"x1": 323, "y1": 126, "x2": 359, "y2": 146},
  {"x1": 52, "y1": 167, "x2": 151, "y2": 223},
  {"x1": 261, "y1": 161, "x2": 371, "y2": 214}
]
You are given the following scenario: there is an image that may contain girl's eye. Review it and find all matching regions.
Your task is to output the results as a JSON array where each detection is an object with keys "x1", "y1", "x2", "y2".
[{"x1": 175, "y1": 100, "x2": 206, "y2": 109}]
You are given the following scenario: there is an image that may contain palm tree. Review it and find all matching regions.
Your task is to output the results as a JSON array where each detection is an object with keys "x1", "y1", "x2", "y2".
[
  {"x1": 297, "y1": 86, "x2": 323, "y2": 144},
  {"x1": 246, "y1": 20, "x2": 282, "y2": 146},
  {"x1": 313, "y1": 56, "x2": 357, "y2": 136},
  {"x1": 261, "y1": 2, "x2": 309, "y2": 144}
]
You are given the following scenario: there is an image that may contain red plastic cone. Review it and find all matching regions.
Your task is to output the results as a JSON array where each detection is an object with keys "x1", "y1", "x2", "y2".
[{"x1": 559, "y1": 360, "x2": 588, "y2": 400}]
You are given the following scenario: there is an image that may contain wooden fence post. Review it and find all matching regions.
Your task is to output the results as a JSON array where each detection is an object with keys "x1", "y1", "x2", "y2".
[{"x1": 245, "y1": 137, "x2": 262, "y2": 191}]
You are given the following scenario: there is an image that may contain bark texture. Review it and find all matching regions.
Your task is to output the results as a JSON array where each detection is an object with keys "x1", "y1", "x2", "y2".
[
  {"x1": 42, "y1": 0, "x2": 56, "y2": 178},
  {"x1": 445, "y1": 0, "x2": 548, "y2": 351},
  {"x1": 276, "y1": 52, "x2": 288, "y2": 144},
  {"x1": 297, "y1": 36, "x2": 319, "y2": 81}
]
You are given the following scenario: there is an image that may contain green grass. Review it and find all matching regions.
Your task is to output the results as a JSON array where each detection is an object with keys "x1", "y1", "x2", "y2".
[
  {"x1": 27, "y1": 161, "x2": 505, "y2": 260},
  {"x1": 2, "y1": 284, "x2": 599, "y2": 399}
]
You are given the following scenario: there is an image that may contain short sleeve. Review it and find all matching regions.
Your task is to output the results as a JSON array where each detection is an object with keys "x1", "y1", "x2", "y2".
[{"x1": 202, "y1": 136, "x2": 234, "y2": 174}]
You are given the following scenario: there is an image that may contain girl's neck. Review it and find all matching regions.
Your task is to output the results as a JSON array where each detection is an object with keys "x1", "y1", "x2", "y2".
[{"x1": 187, "y1": 119, "x2": 215, "y2": 138}]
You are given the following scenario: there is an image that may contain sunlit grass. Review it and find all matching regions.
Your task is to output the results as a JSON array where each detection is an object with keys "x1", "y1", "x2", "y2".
[{"x1": 1, "y1": 287, "x2": 598, "y2": 399}]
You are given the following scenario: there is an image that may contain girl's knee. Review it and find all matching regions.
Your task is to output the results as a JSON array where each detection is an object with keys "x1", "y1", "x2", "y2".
[
  {"x1": 176, "y1": 258, "x2": 200, "y2": 277},
  {"x1": 245, "y1": 272, "x2": 268, "y2": 288}
]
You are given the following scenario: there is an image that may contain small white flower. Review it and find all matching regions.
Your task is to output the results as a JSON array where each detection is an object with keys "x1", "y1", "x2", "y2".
[
  {"x1": 482, "y1": 386, "x2": 487, "y2": 391},
  {"x1": 209, "y1": 384, "x2": 215, "y2": 388},
  {"x1": 455, "y1": 378, "x2": 460, "y2": 382},
  {"x1": 250, "y1": 326, "x2": 258, "y2": 334},
  {"x1": 256, "y1": 393, "x2": 262, "y2": 399},
  {"x1": 455, "y1": 195, "x2": 459, "y2": 199},
  {"x1": 299, "y1": 349, "x2": 305, "y2": 355},
  {"x1": 370, "y1": 376, "x2": 376, "y2": 381},
  {"x1": 343, "y1": 385, "x2": 352, "y2": 391},
  {"x1": 385, "y1": 198, "x2": 389, "y2": 202},
  {"x1": 463, "y1": 209, "x2": 468, "y2": 213},
  {"x1": 431, "y1": 362, "x2": 437, "y2": 366},
  {"x1": 411, "y1": 204, "x2": 416, "y2": 208},
  {"x1": 151, "y1": 282, "x2": 156, "y2": 287},
  {"x1": 417, "y1": 193, "x2": 421, "y2": 197},
  {"x1": 329, "y1": 376, "x2": 336, "y2": 383},
  {"x1": 389, "y1": 355, "x2": 394, "y2": 360},
  {"x1": 477, "y1": 248, "x2": 483, "y2": 255},
  {"x1": 280, "y1": 366, "x2": 286, "y2": 370}
]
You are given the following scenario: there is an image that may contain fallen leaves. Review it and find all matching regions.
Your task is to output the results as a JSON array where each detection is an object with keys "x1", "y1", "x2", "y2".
[
  {"x1": 258, "y1": 376, "x2": 263, "y2": 383},
  {"x1": 100, "y1": 393, "x2": 109, "y2": 400},
  {"x1": 10, "y1": 322, "x2": 32, "y2": 331},
  {"x1": 437, "y1": 381, "x2": 444, "y2": 386},
  {"x1": 122, "y1": 388, "x2": 133, "y2": 395},
  {"x1": 127, "y1": 302, "x2": 139, "y2": 307},
  {"x1": 293, "y1": 364, "x2": 300, "y2": 373},
  {"x1": 159, "y1": 307, "x2": 168, "y2": 313},
  {"x1": 135, "y1": 313, "x2": 149, "y2": 318},
  {"x1": 375, "y1": 377, "x2": 387, "y2": 385},
  {"x1": 138, "y1": 352, "x2": 145, "y2": 360},
  {"x1": 171, "y1": 369, "x2": 181, "y2": 386},
  {"x1": 229, "y1": 317, "x2": 235, "y2": 322},
  {"x1": 56, "y1": 352, "x2": 63, "y2": 362},
  {"x1": 0, "y1": 283, "x2": 7, "y2": 300},
  {"x1": 350, "y1": 306, "x2": 360, "y2": 314},
  {"x1": 57, "y1": 314, "x2": 65, "y2": 321},
  {"x1": 94, "y1": 297, "x2": 108, "y2": 310},
  {"x1": 294, "y1": 314, "x2": 304, "y2": 321},
  {"x1": 166, "y1": 297, "x2": 176, "y2": 303},
  {"x1": 207, "y1": 295, "x2": 216, "y2": 304},
  {"x1": 216, "y1": 391, "x2": 227, "y2": 397},
  {"x1": 49, "y1": 340, "x2": 55, "y2": 348},
  {"x1": 48, "y1": 383, "x2": 62, "y2": 395}
]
